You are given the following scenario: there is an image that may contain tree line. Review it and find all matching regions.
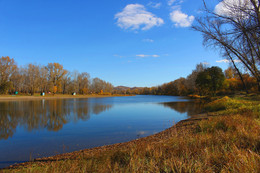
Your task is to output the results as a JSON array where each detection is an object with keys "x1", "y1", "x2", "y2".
[
  {"x1": 1, "y1": 56, "x2": 258, "y2": 97},
  {"x1": 120, "y1": 63, "x2": 258, "y2": 96},
  {"x1": 0, "y1": 56, "x2": 113, "y2": 95}
]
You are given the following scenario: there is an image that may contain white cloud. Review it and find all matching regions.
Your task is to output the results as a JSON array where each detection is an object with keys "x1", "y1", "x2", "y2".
[
  {"x1": 170, "y1": 9, "x2": 194, "y2": 27},
  {"x1": 148, "y1": 2, "x2": 162, "y2": 9},
  {"x1": 216, "y1": 59, "x2": 241, "y2": 63},
  {"x1": 142, "y1": 38, "x2": 154, "y2": 43},
  {"x1": 115, "y1": 4, "x2": 164, "y2": 31},
  {"x1": 136, "y1": 54, "x2": 159, "y2": 58},
  {"x1": 216, "y1": 59, "x2": 230, "y2": 63},
  {"x1": 215, "y1": 0, "x2": 257, "y2": 17}
]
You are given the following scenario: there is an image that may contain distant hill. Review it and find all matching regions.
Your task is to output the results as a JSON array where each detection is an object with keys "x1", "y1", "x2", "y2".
[{"x1": 114, "y1": 86, "x2": 144, "y2": 91}]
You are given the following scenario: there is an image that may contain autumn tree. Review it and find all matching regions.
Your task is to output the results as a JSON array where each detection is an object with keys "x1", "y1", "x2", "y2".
[
  {"x1": 25, "y1": 64, "x2": 41, "y2": 95},
  {"x1": 173, "y1": 78, "x2": 188, "y2": 95},
  {"x1": 77, "y1": 72, "x2": 90, "y2": 94},
  {"x1": 0, "y1": 56, "x2": 17, "y2": 94},
  {"x1": 47, "y1": 63, "x2": 67, "y2": 94},
  {"x1": 10, "y1": 68, "x2": 25, "y2": 93},
  {"x1": 90, "y1": 78, "x2": 113, "y2": 94},
  {"x1": 186, "y1": 63, "x2": 208, "y2": 93},
  {"x1": 224, "y1": 67, "x2": 237, "y2": 79},
  {"x1": 103, "y1": 81, "x2": 113, "y2": 94},
  {"x1": 193, "y1": 0, "x2": 260, "y2": 91}
]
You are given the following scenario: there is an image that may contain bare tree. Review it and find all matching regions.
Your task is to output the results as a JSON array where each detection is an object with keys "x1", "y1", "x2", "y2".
[
  {"x1": 39, "y1": 66, "x2": 49, "y2": 93},
  {"x1": 71, "y1": 70, "x2": 79, "y2": 93},
  {"x1": 91, "y1": 78, "x2": 103, "y2": 94},
  {"x1": 25, "y1": 64, "x2": 40, "y2": 95},
  {"x1": 61, "y1": 72, "x2": 71, "y2": 94},
  {"x1": 193, "y1": 0, "x2": 260, "y2": 91}
]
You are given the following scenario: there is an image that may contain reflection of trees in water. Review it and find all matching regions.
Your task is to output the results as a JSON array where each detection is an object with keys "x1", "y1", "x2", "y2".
[
  {"x1": 0, "y1": 99, "x2": 113, "y2": 140},
  {"x1": 0, "y1": 102, "x2": 18, "y2": 139},
  {"x1": 160, "y1": 101, "x2": 205, "y2": 117},
  {"x1": 92, "y1": 104, "x2": 113, "y2": 115}
]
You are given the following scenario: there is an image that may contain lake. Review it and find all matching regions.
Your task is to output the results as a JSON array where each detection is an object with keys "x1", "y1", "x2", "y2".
[{"x1": 0, "y1": 95, "x2": 202, "y2": 168}]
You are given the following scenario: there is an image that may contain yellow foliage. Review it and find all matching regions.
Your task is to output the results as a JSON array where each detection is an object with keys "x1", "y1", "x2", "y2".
[
  {"x1": 81, "y1": 88, "x2": 88, "y2": 95},
  {"x1": 53, "y1": 86, "x2": 57, "y2": 94}
]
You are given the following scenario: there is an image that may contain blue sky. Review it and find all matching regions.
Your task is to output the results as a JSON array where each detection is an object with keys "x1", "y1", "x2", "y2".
[{"x1": 0, "y1": 0, "x2": 230, "y2": 87}]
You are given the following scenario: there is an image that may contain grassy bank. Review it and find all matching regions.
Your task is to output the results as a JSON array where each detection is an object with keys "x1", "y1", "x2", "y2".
[{"x1": 3, "y1": 96, "x2": 260, "y2": 172}]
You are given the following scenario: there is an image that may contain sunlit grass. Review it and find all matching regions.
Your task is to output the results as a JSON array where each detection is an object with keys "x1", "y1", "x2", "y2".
[{"x1": 3, "y1": 96, "x2": 260, "y2": 172}]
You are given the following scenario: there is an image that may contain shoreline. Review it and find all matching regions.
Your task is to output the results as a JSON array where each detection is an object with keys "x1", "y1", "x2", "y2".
[
  {"x1": 5, "y1": 114, "x2": 209, "y2": 170},
  {"x1": 0, "y1": 94, "x2": 133, "y2": 101},
  {"x1": 2, "y1": 95, "x2": 259, "y2": 172}
]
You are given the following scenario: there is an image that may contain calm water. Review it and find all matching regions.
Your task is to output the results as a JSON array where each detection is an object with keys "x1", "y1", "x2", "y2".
[{"x1": 0, "y1": 95, "x2": 202, "y2": 168}]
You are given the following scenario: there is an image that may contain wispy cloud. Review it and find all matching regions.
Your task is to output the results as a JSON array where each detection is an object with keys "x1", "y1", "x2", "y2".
[
  {"x1": 142, "y1": 38, "x2": 154, "y2": 43},
  {"x1": 148, "y1": 2, "x2": 162, "y2": 9},
  {"x1": 216, "y1": 59, "x2": 241, "y2": 63},
  {"x1": 168, "y1": 0, "x2": 184, "y2": 6},
  {"x1": 113, "y1": 54, "x2": 125, "y2": 58},
  {"x1": 115, "y1": 4, "x2": 164, "y2": 31},
  {"x1": 136, "y1": 54, "x2": 160, "y2": 58},
  {"x1": 170, "y1": 9, "x2": 194, "y2": 27},
  {"x1": 202, "y1": 62, "x2": 210, "y2": 65},
  {"x1": 168, "y1": 0, "x2": 176, "y2": 6}
]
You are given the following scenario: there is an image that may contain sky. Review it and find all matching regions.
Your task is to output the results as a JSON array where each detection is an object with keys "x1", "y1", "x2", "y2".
[{"x1": 0, "y1": 0, "x2": 231, "y2": 87}]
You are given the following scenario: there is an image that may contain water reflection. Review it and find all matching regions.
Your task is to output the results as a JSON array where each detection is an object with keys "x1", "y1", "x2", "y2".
[
  {"x1": 0, "y1": 99, "x2": 113, "y2": 140},
  {"x1": 159, "y1": 101, "x2": 204, "y2": 117}
]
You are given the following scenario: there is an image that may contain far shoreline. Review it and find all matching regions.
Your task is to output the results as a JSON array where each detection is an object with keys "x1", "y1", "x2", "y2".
[{"x1": 0, "y1": 94, "x2": 134, "y2": 101}]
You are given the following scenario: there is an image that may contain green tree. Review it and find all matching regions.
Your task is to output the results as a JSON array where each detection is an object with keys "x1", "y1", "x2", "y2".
[{"x1": 196, "y1": 66, "x2": 225, "y2": 96}]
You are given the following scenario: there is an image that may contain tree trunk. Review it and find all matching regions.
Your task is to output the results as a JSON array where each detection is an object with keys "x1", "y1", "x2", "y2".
[
  {"x1": 31, "y1": 87, "x2": 34, "y2": 96},
  {"x1": 228, "y1": 50, "x2": 249, "y2": 94},
  {"x1": 257, "y1": 79, "x2": 260, "y2": 92}
]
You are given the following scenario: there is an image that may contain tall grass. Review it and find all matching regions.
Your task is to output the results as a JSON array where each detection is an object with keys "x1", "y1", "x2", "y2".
[{"x1": 4, "y1": 96, "x2": 260, "y2": 173}]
